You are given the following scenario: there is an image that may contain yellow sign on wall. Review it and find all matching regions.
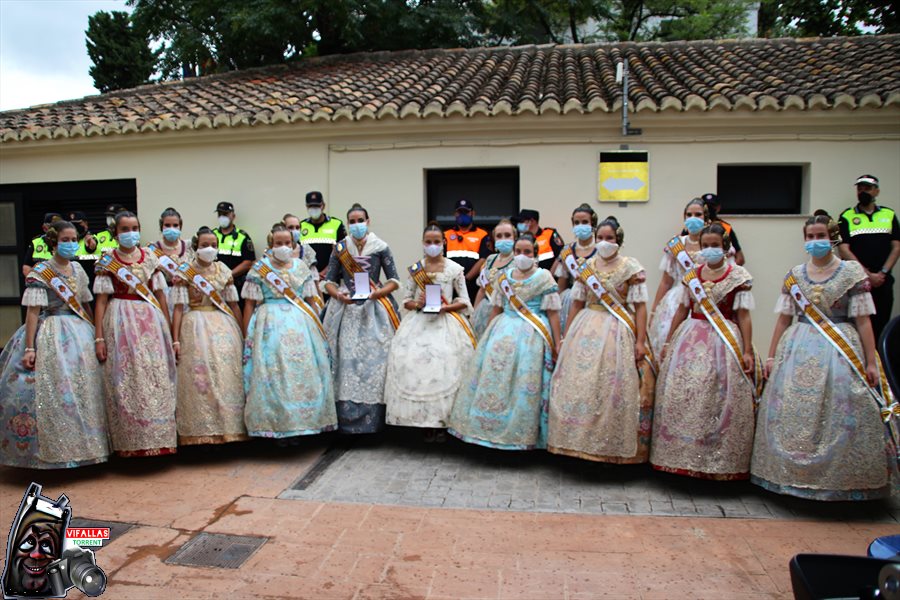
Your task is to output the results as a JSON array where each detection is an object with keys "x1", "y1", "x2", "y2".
[{"x1": 598, "y1": 158, "x2": 649, "y2": 202}]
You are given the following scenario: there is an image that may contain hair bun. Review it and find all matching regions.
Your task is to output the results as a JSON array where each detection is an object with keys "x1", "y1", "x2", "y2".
[{"x1": 813, "y1": 209, "x2": 831, "y2": 218}]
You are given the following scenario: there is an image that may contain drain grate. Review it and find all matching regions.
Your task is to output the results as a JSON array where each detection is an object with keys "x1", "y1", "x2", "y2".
[
  {"x1": 68, "y1": 518, "x2": 134, "y2": 550},
  {"x1": 165, "y1": 533, "x2": 267, "y2": 569},
  {"x1": 291, "y1": 444, "x2": 350, "y2": 491}
]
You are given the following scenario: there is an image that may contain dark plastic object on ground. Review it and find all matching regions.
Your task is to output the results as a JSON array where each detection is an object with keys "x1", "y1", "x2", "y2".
[{"x1": 790, "y1": 554, "x2": 899, "y2": 600}]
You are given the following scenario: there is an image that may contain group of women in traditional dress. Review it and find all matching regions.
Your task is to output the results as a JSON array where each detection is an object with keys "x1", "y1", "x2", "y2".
[{"x1": 1, "y1": 201, "x2": 896, "y2": 502}]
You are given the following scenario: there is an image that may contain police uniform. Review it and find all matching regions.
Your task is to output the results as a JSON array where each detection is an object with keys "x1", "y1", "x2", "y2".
[
  {"x1": 300, "y1": 217, "x2": 346, "y2": 272},
  {"x1": 839, "y1": 200, "x2": 899, "y2": 340},
  {"x1": 213, "y1": 226, "x2": 256, "y2": 290},
  {"x1": 534, "y1": 227, "x2": 565, "y2": 271},
  {"x1": 25, "y1": 235, "x2": 52, "y2": 267},
  {"x1": 94, "y1": 229, "x2": 118, "y2": 252}
]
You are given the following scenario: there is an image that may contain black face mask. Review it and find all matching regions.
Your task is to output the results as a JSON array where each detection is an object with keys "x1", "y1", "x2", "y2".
[{"x1": 857, "y1": 191, "x2": 874, "y2": 205}]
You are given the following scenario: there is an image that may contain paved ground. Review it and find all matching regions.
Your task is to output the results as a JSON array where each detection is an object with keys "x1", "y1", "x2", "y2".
[{"x1": 0, "y1": 433, "x2": 896, "y2": 600}]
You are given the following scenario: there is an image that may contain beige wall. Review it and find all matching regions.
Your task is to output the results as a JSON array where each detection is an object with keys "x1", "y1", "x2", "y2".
[{"x1": 2, "y1": 110, "x2": 898, "y2": 349}]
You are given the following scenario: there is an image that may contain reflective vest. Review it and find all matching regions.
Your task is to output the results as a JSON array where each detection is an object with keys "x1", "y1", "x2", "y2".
[
  {"x1": 75, "y1": 236, "x2": 100, "y2": 264},
  {"x1": 445, "y1": 227, "x2": 488, "y2": 261},
  {"x1": 94, "y1": 230, "x2": 118, "y2": 252},
  {"x1": 30, "y1": 235, "x2": 52, "y2": 261},
  {"x1": 841, "y1": 206, "x2": 896, "y2": 238},
  {"x1": 214, "y1": 227, "x2": 249, "y2": 257},
  {"x1": 535, "y1": 228, "x2": 557, "y2": 264},
  {"x1": 300, "y1": 216, "x2": 342, "y2": 245}
]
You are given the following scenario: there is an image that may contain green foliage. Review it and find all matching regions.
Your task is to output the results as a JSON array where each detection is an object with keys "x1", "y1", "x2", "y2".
[
  {"x1": 757, "y1": 0, "x2": 898, "y2": 38},
  {"x1": 86, "y1": 11, "x2": 159, "y2": 92}
]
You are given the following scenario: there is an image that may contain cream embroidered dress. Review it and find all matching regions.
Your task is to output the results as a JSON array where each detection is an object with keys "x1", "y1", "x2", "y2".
[
  {"x1": 650, "y1": 263, "x2": 756, "y2": 479},
  {"x1": 0, "y1": 261, "x2": 109, "y2": 468},
  {"x1": 385, "y1": 260, "x2": 474, "y2": 428},
  {"x1": 153, "y1": 238, "x2": 193, "y2": 320},
  {"x1": 170, "y1": 260, "x2": 248, "y2": 445},
  {"x1": 94, "y1": 248, "x2": 177, "y2": 457},
  {"x1": 549, "y1": 255, "x2": 654, "y2": 463},
  {"x1": 554, "y1": 242, "x2": 597, "y2": 334},
  {"x1": 751, "y1": 260, "x2": 898, "y2": 500}
]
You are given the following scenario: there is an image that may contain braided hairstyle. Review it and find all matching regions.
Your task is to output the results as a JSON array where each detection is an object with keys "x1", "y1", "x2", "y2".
[
  {"x1": 191, "y1": 226, "x2": 216, "y2": 252},
  {"x1": 347, "y1": 203, "x2": 369, "y2": 220},
  {"x1": 803, "y1": 210, "x2": 841, "y2": 243},
  {"x1": 700, "y1": 222, "x2": 731, "y2": 250},
  {"x1": 596, "y1": 215, "x2": 624, "y2": 245},
  {"x1": 44, "y1": 220, "x2": 76, "y2": 249},
  {"x1": 267, "y1": 222, "x2": 291, "y2": 248},
  {"x1": 571, "y1": 203, "x2": 598, "y2": 227}
]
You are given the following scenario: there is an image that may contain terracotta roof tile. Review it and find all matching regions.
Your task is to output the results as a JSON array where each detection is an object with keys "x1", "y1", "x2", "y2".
[{"x1": 2, "y1": 35, "x2": 898, "y2": 142}]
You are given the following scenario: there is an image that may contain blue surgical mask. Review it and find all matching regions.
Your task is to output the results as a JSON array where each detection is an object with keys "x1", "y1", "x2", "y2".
[
  {"x1": 118, "y1": 231, "x2": 141, "y2": 248},
  {"x1": 684, "y1": 217, "x2": 704, "y2": 235},
  {"x1": 573, "y1": 224, "x2": 594, "y2": 241},
  {"x1": 698, "y1": 247, "x2": 725, "y2": 264},
  {"x1": 291, "y1": 229, "x2": 301, "y2": 243},
  {"x1": 516, "y1": 222, "x2": 528, "y2": 233},
  {"x1": 495, "y1": 239, "x2": 514, "y2": 255},
  {"x1": 349, "y1": 222, "x2": 368, "y2": 239},
  {"x1": 162, "y1": 227, "x2": 181, "y2": 242},
  {"x1": 456, "y1": 213, "x2": 473, "y2": 228},
  {"x1": 805, "y1": 240, "x2": 833, "y2": 258},
  {"x1": 57, "y1": 241, "x2": 79, "y2": 259}
]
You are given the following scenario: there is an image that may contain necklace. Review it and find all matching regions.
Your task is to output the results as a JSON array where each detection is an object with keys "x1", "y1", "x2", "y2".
[
  {"x1": 704, "y1": 261, "x2": 728, "y2": 278},
  {"x1": 808, "y1": 256, "x2": 838, "y2": 275}
]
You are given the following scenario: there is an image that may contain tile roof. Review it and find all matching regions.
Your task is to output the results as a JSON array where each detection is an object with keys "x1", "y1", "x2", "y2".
[{"x1": 2, "y1": 35, "x2": 898, "y2": 143}]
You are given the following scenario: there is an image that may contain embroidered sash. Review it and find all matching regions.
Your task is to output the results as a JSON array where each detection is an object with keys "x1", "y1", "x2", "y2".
[
  {"x1": 335, "y1": 241, "x2": 401, "y2": 329},
  {"x1": 31, "y1": 262, "x2": 93, "y2": 325},
  {"x1": 408, "y1": 262, "x2": 476, "y2": 347},
  {"x1": 251, "y1": 257, "x2": 327, "y2": 341},
  {"x1": 176, "y1": 262, "x2": 237, "y2": 320},
  {"x1": 667, "y1": 236, "x2": 696, "y2": 274},
  {"x1": 496, "y1": 273, "x2": 554, "y2": 351},
  {"x1": 478, "y1": 254, "x2": 510, "y2": 297},
  {"x1": 97, "y1": 253, "x2": 164, "y2": 312},
  {"x1": 148, "y1": 243, "x2": 183, "y2": 281},
  {"x1": 784, "y1": 272, "x2": 897, "y2": 429}
]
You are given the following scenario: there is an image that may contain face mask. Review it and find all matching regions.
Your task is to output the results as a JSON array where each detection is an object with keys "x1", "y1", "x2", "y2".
[
  {"x1": 217, "y1": 215, "x2": 232, "y2": 229},
  {"x1": 423, "y1": 243, "x2": 443, "y2": 258},
  {"x1": 57, "y1": 241, "x2": 79, "y2": 259},
  {"x1": 456, "y1": 213, "x2": 473, "y2": 228},
  {"x1": 573, "y1": 224, "x2": 594, "y2": 241},
  {"x1": 308, "y1": 207, "x2": 323, "y2": 220},
  {"x1": 196, "y1": 246, "x2": 218, "y2": 262},
  {"x1": 349, "y1": 222, "x2": 368, "y2": 239},
  {"x1": 684, "y1": 217, "x2": 705, "y2": 235},
  {"x1": 595, "y1": 240, "x2": 619, "y2": 259},
  {"x1": 805, "y1": 240, "x2": 833, "y2": 258},
  {"x1": 514, "y1": 254, "x2": 534, "y2": 271},
  {"x1": 857, "y1": 191, "x2": 874, "y2": 205},
  {"x1": 272, "y1": 245, "x2": 293, "y2": 262},
  {"x1": 516, "y1": 222, "x2": 528, "y2": 233},
  {"x1": 291, "y1": 229, "x2": 301, "y2": 243},
  {"x1": 118, "y1": 231, "x2": 140, "y2": 248},
  {"x1": 162, "y1": 227, "x2": 181, "y2": 242},
  {"x1": 495, "y1": 239, "x2": 514, "y2": 255},
  {"x1": 699, "y1": 247, "x2": 725, "y2": 264},
  {"x1": 106, "y1": 216, "x2": 115, "y2": 228}
]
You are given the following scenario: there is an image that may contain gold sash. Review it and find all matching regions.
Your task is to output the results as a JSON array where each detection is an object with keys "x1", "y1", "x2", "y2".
[
  {"x1": 496, "y1": 272, "x2": 554, "y2": 351},
  {"x1": 477, "y1": 254, "x2": 511, "y2": 297},
  {"x1": 251, "y1": 257, "x2": 327, "y2": 341},
  {"x1": 97, "y1": 252, "x2": 164, "y2": 312},
  {"x1": 408, "y1": 261, "x2": 476, "y2": 347},
  {"x1": 31, "y1": 262, "x2": 93, "y2": 326},
  {"x1": 148, "y1": 243, "x2": 183, "y2": 280},
  {"x1": 176, "y1": 262, "x2": 237, "y2": 320},
  {"x1": 335, "y1": 241, "x2": 400, "y2": 329}
]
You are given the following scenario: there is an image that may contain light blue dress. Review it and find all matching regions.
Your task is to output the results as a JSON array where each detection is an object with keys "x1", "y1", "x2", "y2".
[
  {"x1": 448, "y1": 268, "x2": 560, "y2": 450},
  {"x1": 242, "y1": 257, "x2": 337, "y2": 437},
  {"x1": 471, "y1": 253, "x2": 512, "y2": 339}
]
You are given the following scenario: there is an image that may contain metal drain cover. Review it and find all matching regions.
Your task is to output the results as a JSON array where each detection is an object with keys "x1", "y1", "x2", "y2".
[
  {"x1": 68, "y1": 518, "x2": 134, "y2": 550},
  {"x1": 165, "y1": 533, "x2": 267, "y2": 569}
]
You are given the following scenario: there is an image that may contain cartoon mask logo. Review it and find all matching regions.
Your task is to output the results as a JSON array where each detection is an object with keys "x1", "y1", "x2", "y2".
[{"x1": 3, "y1": 483, "x2": 67, "y2": 598}]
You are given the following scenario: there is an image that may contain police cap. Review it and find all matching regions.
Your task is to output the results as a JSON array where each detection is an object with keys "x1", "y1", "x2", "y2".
[
  {"x1": 854, "y1": 174, "x2": 879, "y2": 187},
  {"x1": 305, "y1": 191, "x2": 324, "y2": 206},
  {"x1": 215, "y1": 201, "x2": 235, "y2": 214}
]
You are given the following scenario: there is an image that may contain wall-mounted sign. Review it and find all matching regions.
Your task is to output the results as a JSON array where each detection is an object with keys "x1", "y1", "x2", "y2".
[{"x1": 598, "y1": 151, "x2": 649, "y2": 202}]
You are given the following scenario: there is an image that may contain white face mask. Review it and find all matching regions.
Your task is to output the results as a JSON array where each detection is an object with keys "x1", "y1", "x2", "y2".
[
  {"x1": 308, "y1": 207, "x2": 323, "y2": 220},
  {"x1": 423, "y1": 243, "x2": 443, "y2": 258},
  {"x1": 106, "y1": 216, "x2": 115, "y2": 228},
  {"x1": 217, "y1": 215, "x2": 231, "y2": 229},
  {"x1": 595, "y1": 240, "x2": 619, "y2": 259},
  {"x1": 272, "y1": 245, "x2": 293, "y2": 262},
  {"x1": 196, "y1": 246, "x2": 218, "y2": 263},
  {"x1": 514, "y1": 254, "x2": 535, "y2": 271}
]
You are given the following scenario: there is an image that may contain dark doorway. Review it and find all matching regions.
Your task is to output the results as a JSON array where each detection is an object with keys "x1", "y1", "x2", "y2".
[
  {"x1": 717, "y1": 165, "x2": 804, "y2": 215},
  {"x1": 426, "y1": 167, "x2": 520, "y2": 231}
]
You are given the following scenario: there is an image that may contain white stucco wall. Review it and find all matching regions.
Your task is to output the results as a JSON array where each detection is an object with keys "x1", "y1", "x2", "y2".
[{"x1": 1, "y1": 110, "x2": 898, "y2": 349}]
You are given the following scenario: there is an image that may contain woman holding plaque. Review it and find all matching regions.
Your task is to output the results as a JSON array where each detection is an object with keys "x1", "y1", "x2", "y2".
[
  {"x1": 751, "y1": 212, "x2": 898, "y2": 500},
  {"x1": 93, "y1": 211, "x2": 177, "y2": 457},
  {"x1": 548, "y1": 216, "x2": 653, "y2": 464},
  {"x1": 170, "y1": 226, "x2": 247, "y2": 445},
  {"x1": 384, "y1": 222, "x2": 474, "y2": 439},
  {"x1": 0, "y1": 220, "x2": 109, "y2": 468},
  {"x1": 242, "y1": 223, "x2": 337, "y2": 439},
  {"x1": 448, "y1": 232, "x2": 561, "y2": 450},
  {"x1": 321, "y1": 204, "x2": 401, "y2": 434},
  {"x1": 471, "y1": 220, "x2": 515, "y2": 338}
]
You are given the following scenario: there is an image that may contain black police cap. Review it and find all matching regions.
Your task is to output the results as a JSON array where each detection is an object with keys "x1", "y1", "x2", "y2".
[
  {"x1": 455, "y1": 199, "x2": 474, "y2": 211},
  {"x1": 306, "y1": 191, "x2": 324, "y2": 206},
  {"x1": 215, "y1": 201, "x2": 235, "y2": 213},
  {"x1": 43, "y1": 212, "x2": 62, "y2": 224},
  {"x1": 68, "y1": 211, "x2": 87, "y2": 222},
  {"x1": 514, "y1": 209, "x2": 540, "y2": 223}
]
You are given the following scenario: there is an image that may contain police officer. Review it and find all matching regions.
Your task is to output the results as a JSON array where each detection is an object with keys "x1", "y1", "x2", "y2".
[
  {"x1": 67, "y1": 210, "x2": 100, "y2": 287},
  {"x1": 838, "y1": 174, "x2": 900, "y2": 341},
  {"x1": 444, "y1": 199, "x2": 490, "y2": 302},
  {"x1": 95, "y1": 203, "x2": 127, "y2": 254},
  {"x1": 213, "y1": 201, "x2": 256, "y2": 295},
  {"x1": 299, "y1": 191, "x2": 346, "y2": 278},
  {"x1": 22, "y1": 213, "x2": 62, "y2": 276},
  {"x1": 514, "y1": 209, "x2": 564, "y2": 272},
  {"x1": 700, "y1": 193, "x2": 745, "y2": 266}
]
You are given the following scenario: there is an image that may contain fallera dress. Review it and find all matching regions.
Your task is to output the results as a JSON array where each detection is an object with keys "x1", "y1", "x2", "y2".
[
  {"x1": 470, "y1": 253, "x2": 512, "y2": 339},
  {"x1": 554, "y1": 242, "x2": 597, "y2": 334}
]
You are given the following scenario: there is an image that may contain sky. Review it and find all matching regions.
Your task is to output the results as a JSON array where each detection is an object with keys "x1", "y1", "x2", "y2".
[{"x1": 0, "y1": 0, "x2": 130, "y2": 111}]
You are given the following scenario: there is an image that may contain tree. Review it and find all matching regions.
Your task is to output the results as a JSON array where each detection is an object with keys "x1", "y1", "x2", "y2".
[
  {"x1": 757, "y1": 0, "x2": 898, "y2": 38},
  {"x1": 86, "y1": 11, "x2": 159, "y2": 93}
]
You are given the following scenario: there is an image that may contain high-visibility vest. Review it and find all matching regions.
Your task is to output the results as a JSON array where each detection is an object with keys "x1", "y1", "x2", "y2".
[
  {"x1": 300, "y1": 217, "x2": 342, "y2": 245},
  {"x1": 535, "y1": 228, "x2": 557, "y2": 264},
  {"x1": 30, "y1": 235, "x2": 52, "y2": 261},
  {"x1": 841, "y1": 206, "x2": 896, "y2": 238},
  {"x1": 445, "y1": 227, "x2": 488, "y2": 261},
  {"x1": 214, "y1": 227, "x2": 249, "y2": 257},
  {"x1": 75, "y1": 236, "x2": 100, "y2": 264},
  {"x1": 94, "y1": 230, "x2": 118, "y2": 252}
]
